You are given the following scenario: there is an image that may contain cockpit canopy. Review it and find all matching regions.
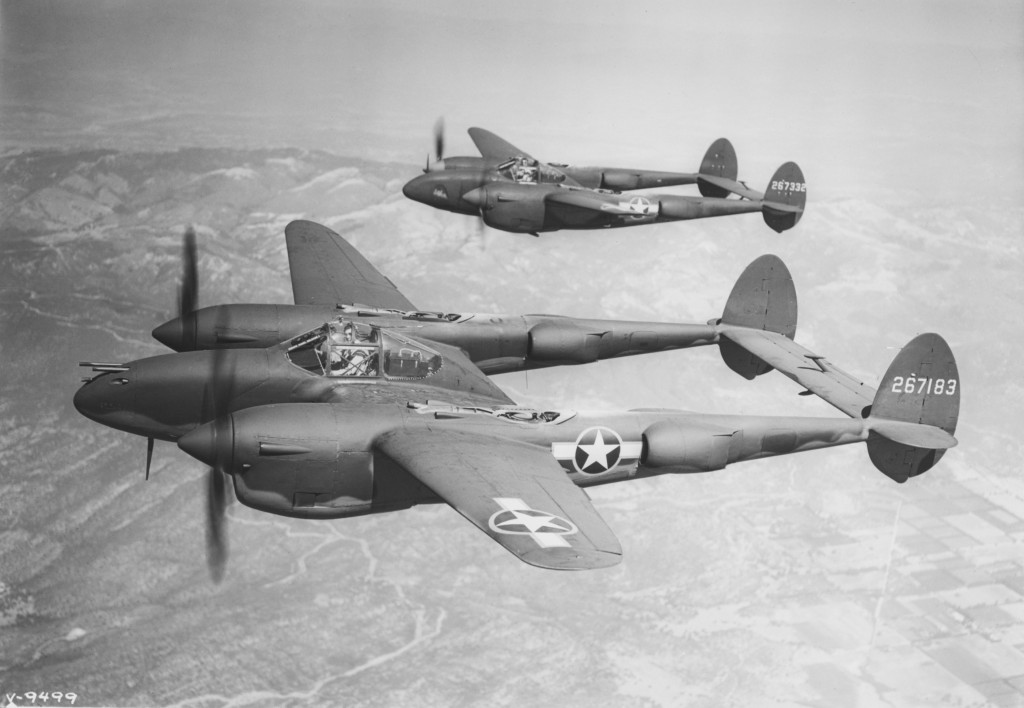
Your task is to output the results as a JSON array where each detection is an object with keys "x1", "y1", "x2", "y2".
[
  {"x1": 498, "y1": 156, "x2": 566, "y2": 185},
  {"x1": 286, "y1": 320, "x2": 442, "y2": 380}
]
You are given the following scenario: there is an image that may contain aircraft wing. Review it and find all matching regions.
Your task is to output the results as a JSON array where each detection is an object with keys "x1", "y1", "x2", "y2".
[
  {"x1": 468, "y1": 127, "x2": 536, "y2": 162},
  {"x1": 284, "y1": 220, "x2": 417, "y2": 310},
  {"x1": 719, "y1": 325, "x2": 875, "y2": 418},
  {"x1": 375, "y1": 428, "x2": 623, "y2": 570},
  {"x1": 419, "y1": 339, "x2": 517, "y2": 406}
]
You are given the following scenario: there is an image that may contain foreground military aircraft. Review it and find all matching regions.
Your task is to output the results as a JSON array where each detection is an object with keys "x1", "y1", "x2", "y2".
[
  {"x1": 76, "y1": 221, "x2": 958, "y2": 574},
  {"x1": 402, "y1": 125, "x2": 806, "y2": 234}
]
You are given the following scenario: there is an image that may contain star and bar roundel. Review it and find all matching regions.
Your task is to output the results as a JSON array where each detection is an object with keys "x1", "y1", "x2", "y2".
[
  {"x1": 551, "y1": 426, "x2": 643, "y2": 475},
  {"x1": 487, "y1": 497, "x2": 578, "y2": 548}
]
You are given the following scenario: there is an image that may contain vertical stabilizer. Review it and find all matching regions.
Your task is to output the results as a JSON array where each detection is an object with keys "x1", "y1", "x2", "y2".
[
  {"x1": 718, "y1": 255, "x2": 797, "y2": 379},
  {"x1": 867, "y1": 333, "x2": 960, "y2": 482},
  {"x1": 762, "y1": 162, "x2": 806, "y2": 233},
  {"x1": 698, "y1": 138, "x2": 738, "y2": 198}
]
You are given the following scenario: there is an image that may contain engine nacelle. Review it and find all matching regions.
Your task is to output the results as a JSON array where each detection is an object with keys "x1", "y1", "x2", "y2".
[
  {"x1": 186, "y1": 404, "x2": 410, "y2": 519},
  {"x1": 600, "y1": 170, "x2": 641, "y2": 191},
  {"x1": 641, "y1": 420, "x2": 734, "y2": 471},
  {"x1": 233, "y1": 453, "x2": 375, "y2": 519},
  {"x1": 527, "y1": 322, "x2": 603, "y2": 364},
  {"x1": 480, "y1": 186, "x2": 547, "y2": 233}
]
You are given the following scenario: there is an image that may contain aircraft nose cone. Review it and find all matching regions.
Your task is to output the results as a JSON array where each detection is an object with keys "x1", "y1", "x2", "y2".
[
  {"x1": 462, "y1": 187, "x2": 485, "y2": 208},
  {"x1": 73, "y1": 379, "x2": 103, "y2": 422},
  {"x1": 152, "y1": 317, "x2": 184, "y2": 350},
  {"x1": 73, "y1": 373, "x2": 137, "y2": 429},
  {"x1": 402, "y1": 175, "x2": 431, "y2": 204}
]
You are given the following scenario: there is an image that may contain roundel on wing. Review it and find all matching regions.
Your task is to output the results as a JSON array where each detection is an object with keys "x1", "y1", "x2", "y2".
[
  {"x1": 573, "y1": 426, "x2": 623, "y2": 475},
  {"x1": 490, "y1": 508, "x2": 576, "y2": 536}
]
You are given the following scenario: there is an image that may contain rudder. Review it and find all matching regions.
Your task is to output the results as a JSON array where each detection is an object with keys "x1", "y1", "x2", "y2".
[
  {"x1": 762, "y1": 162, "x2": 806, "y2": 233},
  {"x1": 867, "y1": 333, "x2": 960, "y2": 482},
  {"x1": 718, "y1": 255, "x2": 798, "y2": 379},
  {"x1": 698, "y1": 138, "x2": 738, "y2": 198}
]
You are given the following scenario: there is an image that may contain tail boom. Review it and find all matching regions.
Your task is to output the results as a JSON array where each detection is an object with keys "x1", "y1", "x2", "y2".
[{"x1": 639, "y1": 413, "x2": 952, "y2": 474}]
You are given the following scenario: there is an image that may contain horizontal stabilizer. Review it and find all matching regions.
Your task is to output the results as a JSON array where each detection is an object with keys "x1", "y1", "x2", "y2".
[
  {"x1": 866, "y1": 419, "x2": 957, "y2": 449},
  {"x1": 696, "y1": 174, "x2": 764, "y2": 201},
  {"x1": 718, "y1": 326, "x2": 874, "y2": 418},
  {"x1": 760, "y1": 202, "x2": 802, "y2": 214}
]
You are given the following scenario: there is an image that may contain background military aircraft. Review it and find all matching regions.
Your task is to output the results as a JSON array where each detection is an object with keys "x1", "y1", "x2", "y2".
[
  {"x1": 75, "y1": 221, "x2": 958, "y2": 576},
  {"x1": 402, "y1": 124, "x2": 806, "y2": 235},
  {"x1": 152, "y1": 220, "x2": 736, "y2": 372}
]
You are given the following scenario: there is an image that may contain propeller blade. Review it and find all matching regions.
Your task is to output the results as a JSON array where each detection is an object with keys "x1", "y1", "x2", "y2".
[
  {"x1": 178, "y1": 226, "x2": 198, "y2": 317},
  {"x1": 202, "y1": 312, "x2": 236, "y2": 583},
  {"x1": 433, "y1": 116, "x2": 445, "y2": 162},
  {"x1": 205, "y1": 465, "x2": 229, "y2": 583},
  {"x1": 145, "y1": 437, "x2": 154, "y2": 480}
]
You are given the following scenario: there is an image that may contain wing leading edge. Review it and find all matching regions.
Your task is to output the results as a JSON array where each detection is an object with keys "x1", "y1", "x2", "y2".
[
  {"x1": 375, "y1": 428, "x2": 622, "y2": 570},
  {"x1": 284, "y1": 220, "x2": 417, "y2": 311}
]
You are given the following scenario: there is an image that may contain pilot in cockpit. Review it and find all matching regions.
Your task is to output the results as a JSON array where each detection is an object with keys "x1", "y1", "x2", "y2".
[
  {"x1": 322, "y1": 322, "x2": 379, "y2": 377},
  {"x1": 511, "y1": 157, "x2": 539, "y2": 184}
]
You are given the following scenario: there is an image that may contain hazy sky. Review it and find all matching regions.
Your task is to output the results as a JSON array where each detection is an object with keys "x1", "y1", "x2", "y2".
[{"x1": 2, "y1": 0, "x2": 1022, "y2": 203}]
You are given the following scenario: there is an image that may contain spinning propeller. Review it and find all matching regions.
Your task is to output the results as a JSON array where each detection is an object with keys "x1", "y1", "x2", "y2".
[
  {"x1": 177, "y1": 226, "x2": 198, "y2": 318},
  {"x1": 434, "y1": 116, "x2": 445, "y2": 163},
  {"x1": 168, "y1": 225, "x2": 233, "y2": 583},
  {"x1": 423, "y1": 117, "x2": 446, "y2": 173},
  {"x1": 205, "y1": 447, "x2": 230, "y2": 583}
]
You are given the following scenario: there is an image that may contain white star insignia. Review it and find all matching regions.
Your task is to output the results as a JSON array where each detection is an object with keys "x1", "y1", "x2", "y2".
[
  {"x1": 578, "y1": 430, "x2": 619, "y2": 470},
  {"x1": 496, "y1": 510, "x2": 572, "y2": 534}
]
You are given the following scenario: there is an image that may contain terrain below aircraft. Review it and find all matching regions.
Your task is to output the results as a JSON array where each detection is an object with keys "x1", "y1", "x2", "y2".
[
  {"x1": 402, "y1": 127, "x2": 806, "y2": 235},
  {"x1": 76, "y1": 221, "x2": 958, "y2": 573}
]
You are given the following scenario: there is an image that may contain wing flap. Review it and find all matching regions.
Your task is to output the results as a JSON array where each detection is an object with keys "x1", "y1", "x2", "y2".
[
  {"x1": 284, "y1": 220, "x2": 417, "y2": 310},
  {"x1": 720, "y1": 325, "x2": 875, "y2": 418},
  {"x1": 375, "y1": 428, "x2": 622, "y2": 570}
]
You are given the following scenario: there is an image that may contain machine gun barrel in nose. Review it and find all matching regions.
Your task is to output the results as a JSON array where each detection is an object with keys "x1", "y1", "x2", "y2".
[{"x1": 79, "y1": 361, "x2": 130, "y2": 372}]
